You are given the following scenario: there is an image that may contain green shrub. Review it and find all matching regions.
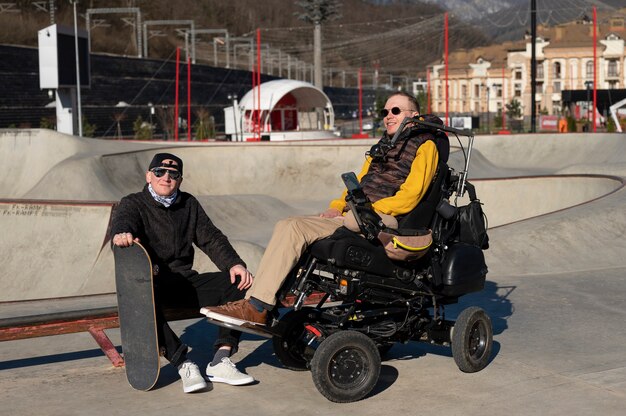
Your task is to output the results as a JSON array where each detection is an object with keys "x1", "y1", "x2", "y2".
[{"x1": 133, "y1": 116, "x2": 154, "y2": 140}]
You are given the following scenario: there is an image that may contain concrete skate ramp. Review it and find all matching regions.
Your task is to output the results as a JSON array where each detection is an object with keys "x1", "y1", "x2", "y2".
[
  {"x1": 0, "y1": 129, "x2": 374, "y2": 301},
  {"x1": 1, "y1": 129, "x2": 625, "y2": 302},
  {"x1": 468, "y1": 175, "x2": 622, "y2": 227},
  {"x1": 0, "y1": 130, "x2": 163, "y2": 200},
  {"x1": 0, "y1": 201, "x2": 115, "y2": 301},
  {"x1": 0, "y1": 129, "x2": 373, "y2": 202}
]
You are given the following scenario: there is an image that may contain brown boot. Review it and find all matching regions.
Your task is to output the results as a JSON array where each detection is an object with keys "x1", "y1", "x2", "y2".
[{"x1": 201, "y1": 299, "x2": 268, "y2": 326}]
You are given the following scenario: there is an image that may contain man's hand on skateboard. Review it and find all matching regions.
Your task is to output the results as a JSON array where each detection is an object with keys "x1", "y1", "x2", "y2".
[
  {"x1": 230, "y1": 264, "x2": 254, "y2": 290},
  {"x1": 113, "y1": 232, "x2": 140, "y2": 247}
]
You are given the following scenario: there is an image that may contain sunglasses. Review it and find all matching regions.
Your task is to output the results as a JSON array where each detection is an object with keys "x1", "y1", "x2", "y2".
[
  {"x1": 151, "y1": 168, "x2": 181, "y2": 180},
  {"x1": 380, "y1": 107, "x2": 412, "y2": 118}
]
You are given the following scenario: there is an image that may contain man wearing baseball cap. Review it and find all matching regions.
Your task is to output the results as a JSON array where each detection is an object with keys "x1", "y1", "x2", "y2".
[{"x1": 111, "y1": 152, "x2": 255, "y2": 393}]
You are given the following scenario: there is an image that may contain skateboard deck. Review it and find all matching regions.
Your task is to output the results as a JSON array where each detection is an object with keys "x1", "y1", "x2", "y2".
[{"x1": 114, "y1": 242, "x2": 160, "y2": 391}]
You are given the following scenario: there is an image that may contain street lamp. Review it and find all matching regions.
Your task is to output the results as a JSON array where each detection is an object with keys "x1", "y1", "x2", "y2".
[
  {"x1": 69, "y1": 0, "x2": 83, "y2": 137},
  {"x1": 486, "y1": 86, "x2": 491, "y2": 133},
  {"x1": 148, "y1": 102, "x2": 154, "y2": 129},
  {"x1": 482, "y1": 83, "x2": 491, "y2": 133},
  {"x1": 584, "y1": 80, "x2": 593, "y2": 131},
  {"x1": 227, "y1": 93, "x2": 239, "y2": 141}
]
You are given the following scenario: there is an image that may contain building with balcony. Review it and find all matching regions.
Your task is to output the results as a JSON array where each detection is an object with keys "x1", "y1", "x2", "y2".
[{"x1": 428, "y1": 9, "x2": 626, "y2": 124}]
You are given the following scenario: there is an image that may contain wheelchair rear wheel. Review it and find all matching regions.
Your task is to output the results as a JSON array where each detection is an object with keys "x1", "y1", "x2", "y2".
[
  {"x1": 451, "y1": 306, "x2": 493, "y2": 373},
  {"x1": 310, "y1": 330, "x2": 381, "y2": 403}
]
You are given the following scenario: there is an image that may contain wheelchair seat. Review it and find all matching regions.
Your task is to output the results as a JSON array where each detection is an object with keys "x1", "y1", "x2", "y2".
[
  {"x1": 309, "y1": 161, "x2": 450, "y2": 269},
  {"x1": 397, "y1": 161, "x2": 451, "y2": 230},
  {"x1": 304, "y1": 162, "x2": 451, "y2": 295},
  {"x1": 310, "y1": 227, "x2": 399, "y2": 277}
]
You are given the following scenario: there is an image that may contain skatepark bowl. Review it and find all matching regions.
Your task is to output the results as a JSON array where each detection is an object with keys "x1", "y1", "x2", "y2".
[{"x1": 1, "y1": 128, "x2": 625, "y2": 415}]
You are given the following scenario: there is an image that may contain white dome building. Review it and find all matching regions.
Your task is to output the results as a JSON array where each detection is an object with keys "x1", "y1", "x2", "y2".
[{"x1": 224, "y1": 79, "x2": 336, "y2": 141}]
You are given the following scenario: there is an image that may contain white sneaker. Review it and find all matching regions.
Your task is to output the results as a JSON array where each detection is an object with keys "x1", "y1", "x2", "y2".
[
  {"x1": 178, "y1": 361, "x2": 208, "y2": 393},
  {"x1": 206, "y1": 357, "x2": 255, "y2": 386}
]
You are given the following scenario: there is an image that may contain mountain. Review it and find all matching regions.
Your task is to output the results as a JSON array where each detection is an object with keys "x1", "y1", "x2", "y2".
[
  {"x1": 0, "y1": 0, "x2": 489, "y2": 76},
  {"x1": 421, "y1": 0, "x2": 626, "y2": 42},
  {"x1": 420, "y1": 0, "x2": 517, "y2": 21},
  {"x1": 422, "y1": 0, "x2": 625, "y2": 22}
]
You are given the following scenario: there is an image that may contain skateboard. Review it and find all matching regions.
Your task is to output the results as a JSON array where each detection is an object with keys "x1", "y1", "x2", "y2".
[{"x1": 114, "y1": 242, "x2": 160, "y2": 391}]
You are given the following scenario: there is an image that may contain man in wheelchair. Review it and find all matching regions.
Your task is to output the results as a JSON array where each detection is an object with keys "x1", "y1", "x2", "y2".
[
  {"x1": 203, "y1": 92, "x2": 493, "y2": 402},
  {"x1": 203, "y1": 91, "x2": 448, "y2": 326}
]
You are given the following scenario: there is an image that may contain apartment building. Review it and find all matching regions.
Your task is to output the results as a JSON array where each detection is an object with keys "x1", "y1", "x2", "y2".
[{"x1": 429, "y1": 9, "x2": 626, "y2": 120}]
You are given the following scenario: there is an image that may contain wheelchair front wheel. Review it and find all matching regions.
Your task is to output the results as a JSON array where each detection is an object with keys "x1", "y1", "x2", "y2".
[
  {"x1": 451, "y1": 306, "x2": 493, "y2": 373},
  {"x1": 310, "y1": 330, "x2": 381, "y2": 403},
  {"x1": 272, "y1": 308, "x2": 318, "y2": 371}
]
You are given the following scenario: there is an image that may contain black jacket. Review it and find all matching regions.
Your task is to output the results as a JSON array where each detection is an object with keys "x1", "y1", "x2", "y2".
[{"x1": 111, "y1": 185, "x2": 245, "y2": 278}]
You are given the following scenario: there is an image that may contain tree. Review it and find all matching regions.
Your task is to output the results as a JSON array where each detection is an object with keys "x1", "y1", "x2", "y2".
[
  {"x1": 82, "y1": 116, "x2": 96, "y2": 138},
  {"x1": 40, "y1": 116, "x2": 56, "y2": 130},
  {"x1": 505, "y1": 98, "x2": 523, "y2": 120},
  {"x1": 194, "y1": 108, "x2": 215, "y2": 140},
  {"x1": 295, "y1": 0, "x2": 342, "y2": 24},
  {"x1": 607, "y1": 115, "x2": 616, "y2": 133},
  {"x1": 133, "y1": 116, "x2": 154, "y2": 140},
  {"x1": 156, "y1": 106, "x2": 175, "y2": 140},
  {"x1": 493, "y1": 109, "x2": 503, "y2": 130},
  {"x1": 373, "y1": 94, "x2": 387, "y2": 131},
  {"x1": 295, "y1": 0, "x2": 341, "y2": 88},
  {"x1": 112, "y1": 113, "x2": 127, "y2": 139},
  {"x1": 416, "y1": 91, "x2": 428, "y2": 116}
]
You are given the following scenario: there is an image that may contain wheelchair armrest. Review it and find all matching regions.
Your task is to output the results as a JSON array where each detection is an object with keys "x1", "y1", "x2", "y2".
[{"x1": 345, "y1": 197, "x2": 384, "y2": 240}]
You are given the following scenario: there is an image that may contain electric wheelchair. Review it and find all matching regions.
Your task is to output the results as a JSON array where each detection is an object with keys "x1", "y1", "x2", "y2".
[
  {"x1": 206, "y1": 117, "x2": 492, "y2": 402},
  {"x1": 270, "y1": 118, "x2": 492, "y2": 402}
]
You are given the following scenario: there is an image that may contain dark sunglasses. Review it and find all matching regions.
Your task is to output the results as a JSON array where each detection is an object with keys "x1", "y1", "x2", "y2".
[
  {"x1": 380, "y1": 107, "x2": 412, "y2": 118},
  {"x1": 151, "y1": 168, "x2": 181, "y2": 180}
]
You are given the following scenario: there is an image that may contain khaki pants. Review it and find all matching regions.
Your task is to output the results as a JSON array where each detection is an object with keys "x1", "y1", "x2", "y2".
[{"x1": 246, "y1": 212, "x2": 397, "y2": 306}]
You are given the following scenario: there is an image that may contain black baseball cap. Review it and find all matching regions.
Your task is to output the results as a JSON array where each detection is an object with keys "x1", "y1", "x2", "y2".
[{"x1": 148, "y1": 153, "x2": 183, "y2": 175}]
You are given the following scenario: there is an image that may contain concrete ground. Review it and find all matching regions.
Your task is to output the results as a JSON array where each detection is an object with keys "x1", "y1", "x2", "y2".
[{"x1": 1, "y1": 129, "x2": 625, "y2": 414}]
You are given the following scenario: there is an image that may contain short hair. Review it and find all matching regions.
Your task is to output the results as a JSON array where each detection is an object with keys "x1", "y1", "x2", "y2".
[{"x1": 388, "y1": 91, "x2": 420, "y2": 114}]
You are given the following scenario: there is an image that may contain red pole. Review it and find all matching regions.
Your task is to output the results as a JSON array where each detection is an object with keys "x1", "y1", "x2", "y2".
[
  {"x1": 444, "y1": 12, "x2": 449, "y2": 125},
  {"x1": 174, "y1": 47, "x2": 180, "y2": 141},
  {"x1": 426, "y1": 68, "x2": 431, "y2": 114},
  {"x1": 592, "y1": 6, "x2": 597, "y2": 132},
  {"x1": 187, "y1": 57, "x2": 191, "y2": 141},
  {"x1": 257, "y1": 28, "x2": 262, "y2": 139},
  {"x1": 502, "y1": 66, "x2": 506, "y2": 129},
  {"x1": 358, "y1": 68, "x2": 363, "y2": 135},
  {"x1": 251, "y1": 52, "x2": 256, "y2": 139}
]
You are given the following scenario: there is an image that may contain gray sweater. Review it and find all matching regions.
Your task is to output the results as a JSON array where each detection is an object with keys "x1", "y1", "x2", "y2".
[{"x1": 111, "y1": 185, "x2": 245, "y2": 278}]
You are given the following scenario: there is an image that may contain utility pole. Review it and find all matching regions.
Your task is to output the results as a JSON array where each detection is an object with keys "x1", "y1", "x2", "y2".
[
  {"x1": 296, "y1": 0, "x2": 341, "y2": 89},
  {"x1": 444, "y1": 12, "x2": 449, "y2": 125},
  {"x1": 592, "y1": 6, "x2": 597, "y2": 132},
  {"x1": 49, "y1": 0, "x2": 55, "y2": 24},
  {"x1": 314, "y1": 23, "x2": 322, "y2": 88},
  {"x1": 70, "y1": 0, "x2": 83, "y2": 137},
  {"x1": 530, "y1": 0, "x2": 537, "y2": 133}
]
